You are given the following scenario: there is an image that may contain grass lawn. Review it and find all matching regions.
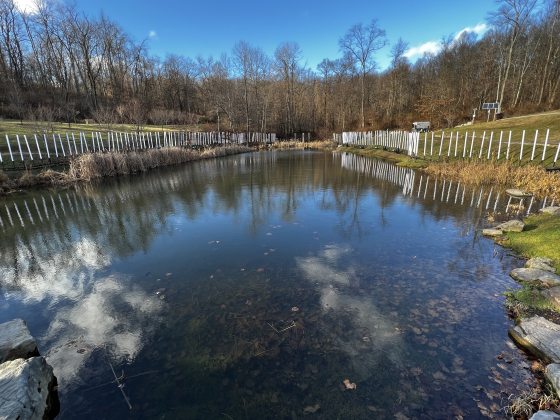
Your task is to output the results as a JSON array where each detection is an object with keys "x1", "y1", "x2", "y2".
[
  {"x1": 419, "y1": 110, "x2": 560, "y2": 167},
  {"x1": 502, "y1": 213, "x2": 560, "y2": 272},
  {"x1": 340, "y1": 146, "x2": 429, "y2": 169}
]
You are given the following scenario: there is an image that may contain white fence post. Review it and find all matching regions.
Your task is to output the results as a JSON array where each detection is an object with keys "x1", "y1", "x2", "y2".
[
  {"x1": 542, "y1": 129, "x2": 549, "y2": 162},
  {"x1": 530, "y1": 130, "x2": 538, "y2": 161}
]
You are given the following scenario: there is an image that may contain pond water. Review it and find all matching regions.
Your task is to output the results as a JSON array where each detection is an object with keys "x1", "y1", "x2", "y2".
[{"x1": 0, "y1": 150, "x2": 537, "y2": 419}]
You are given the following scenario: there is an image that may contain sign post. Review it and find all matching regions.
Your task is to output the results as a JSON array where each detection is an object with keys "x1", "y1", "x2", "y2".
[{"x1": 482, "y1": 102, "x2": 500, "y2": 121}]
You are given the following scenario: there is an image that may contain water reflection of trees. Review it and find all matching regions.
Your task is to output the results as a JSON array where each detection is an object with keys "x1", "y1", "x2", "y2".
[{"x1": 0, "y1": 151, "x2": 505, "y2": 279}]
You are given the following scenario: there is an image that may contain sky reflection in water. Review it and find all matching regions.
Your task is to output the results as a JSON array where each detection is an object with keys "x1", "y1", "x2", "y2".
[{"x1": 0, "y1": 151, "x2": 536, "y2": 419}]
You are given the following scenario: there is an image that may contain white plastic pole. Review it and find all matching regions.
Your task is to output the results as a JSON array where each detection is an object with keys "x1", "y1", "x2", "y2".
[
  {"x1": 6, "y1": 135, "x2": 14, "y2": 161},
  {"x1": 542, "y1": 129, "x2": 549, "y2": 161}
]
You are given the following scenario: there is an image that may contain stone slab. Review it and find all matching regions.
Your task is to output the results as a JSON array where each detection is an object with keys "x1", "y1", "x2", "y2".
[
  {"x1": 545, "y1": 364, "x2": 560, "y2": 398},
  {"x1": 509, "y1": 316, "x2": 560, "y2": 363},
  {"x1": 0, "y1": 319, "x2": 38, "y2": 364},
  {"x1": 482, "y1": 228, "x2": 503, "y2": 237},
  {"x1": 530, "y1": 410, "x2": 560, "y2": 420},
  {"x1": 0, "y1": 357, "x2": 59, "y2": 419},
  {"x1": 496, "y1": 219, "x2": 525, "y2": 232},
  {"x1": 541, "y1": 206, "x2": 560, "y2": 216},
  {"x1": 526, "y1": 257, "x2": 556, "y2": 273},
  {"x1": 510, "y1": 268, "x2": 560, "y2": 288}
]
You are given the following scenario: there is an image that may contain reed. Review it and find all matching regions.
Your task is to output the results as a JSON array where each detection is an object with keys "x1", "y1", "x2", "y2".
[
  {"x1": 269, "y1": 140, "x2": 335, "y2": 150},
  {"x1": 423, "y1": 161, "x2": 560, "y2": 201},
  {"x1": 68, "y1": 145, "x2": 252, "y2": 181}
]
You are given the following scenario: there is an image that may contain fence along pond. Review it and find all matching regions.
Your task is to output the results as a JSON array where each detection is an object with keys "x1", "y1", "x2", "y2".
[
  {"x1": 1, "y1": 151, "x2": 552, "y2": 235},
  {"x1": 0, "y1": 131, "x2": 277, "y2": 169},
  {"x1": 336, "y1": 128, "x2": 560, "y2": 166}
]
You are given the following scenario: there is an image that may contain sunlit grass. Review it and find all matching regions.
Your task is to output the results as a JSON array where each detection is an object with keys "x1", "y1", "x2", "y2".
[
  {"x1": 502, "y1": 214, "x2": 560, "y2": 272},
  {"x1": 340, "y1": 146, "x2": 429, "y2": 169}
]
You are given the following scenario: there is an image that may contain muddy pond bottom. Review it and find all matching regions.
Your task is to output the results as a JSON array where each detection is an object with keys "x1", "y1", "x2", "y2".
[{"x1": 0, "y1": 151, "x2": 535, "y2": 419}]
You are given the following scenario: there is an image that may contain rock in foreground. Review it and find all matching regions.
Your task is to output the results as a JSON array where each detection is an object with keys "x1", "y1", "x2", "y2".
[
  {"x1": 526, "y1": 257, "x2": 556, "y2": 273},
  {"x1": 0, "y1": 357, "x2": 59, "y2": 419},
  {"x1": 510, "y1": 268, "x2": 560, "y2": 288},
  {"x1": 529, "y1": 410, "x2": 560, "y2": 420},
  {"x1": 545, "y1": 364, "x2": 560, "y2": 397},
  {"x1": 482, "y1": 228, "x2": 503, "y2": 237},
  {"x1": 0, "y1": 319, "x2": 38, "y2": 363},
  {"x1": 496, "y1": 219, "x2": 525, "y2": 232},
  {"x1": 509, "y1": 316, "x2": 560, "y2": 363},
  {"x1": 541, "y1": 206, "x2": 560, "y2": 216}
]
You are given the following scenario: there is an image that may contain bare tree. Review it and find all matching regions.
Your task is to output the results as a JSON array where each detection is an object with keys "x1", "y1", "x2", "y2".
[
  {"x1": 339, "y1": 19, "x2": 387, "y2": 128},
  {"x1": 489, "y1": 0, "x2": 538, "y2": 107}
]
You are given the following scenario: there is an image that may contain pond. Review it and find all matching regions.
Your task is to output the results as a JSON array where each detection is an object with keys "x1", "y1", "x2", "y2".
[{"x1": 0, "y1": 150, "x2": 537, "y2": 419}]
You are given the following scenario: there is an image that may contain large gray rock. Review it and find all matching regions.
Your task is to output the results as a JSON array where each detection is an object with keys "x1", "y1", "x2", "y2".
[
  {"x1": 509, "y1": 316, "x2": 560, "y2": 363},
  {"x1": 530, "y1": 410, "x2": 560, "y2": 420},
  {"x1": 482, "y1": 228, "x2": 503, "y2": 237},
  {"x1": 496, "y1": 219, "x2": 525, "y2": 232},
  {"x1": 0, "y1": 357, "x2": 59, "y2": 419},
  {"x1": 526, "y1": 257, "x2": 556, "y2": 273},
  {"x1": 545, "y1": 364, "x2": 560, "y2": 397},
  {"x1": 0, "y1": 319, "x2": 38, "y2": 363},
  {"x1": 510, "y1": 268, "x2": 560, "y2": 288},
  {"x1": 541, "y1": 206, "x2": 560, "y2": 216},
  {"x1": 543, "y1": 287, "x2": 560, "y2": 310}
]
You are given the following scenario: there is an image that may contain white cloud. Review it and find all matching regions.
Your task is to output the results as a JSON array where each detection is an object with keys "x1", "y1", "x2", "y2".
[
  {"x1": 454, "y1": 23, "x2": 488, "y2": 41},
  {"x1": 403, "y1": 41, "x2": 442, "y2": 59},
  {"x1": 403, "y1": 22, "x2": 488, "y2": 60},
  {"x1": 13, "y1": 0, "x2": 39, "y2": 14},
  {"x1": 148, "y1": 30, "x2": 158, "y2": 39}
]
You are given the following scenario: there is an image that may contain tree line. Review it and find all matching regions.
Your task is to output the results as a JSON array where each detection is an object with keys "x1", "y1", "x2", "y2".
[{"x1": 0, "y1": 0, "x2": 558, "y2": 136}]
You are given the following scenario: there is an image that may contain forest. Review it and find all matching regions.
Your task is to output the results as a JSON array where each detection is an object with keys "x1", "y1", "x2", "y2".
[{"x1": 0, "y1": 0, "x2": 559, "y2": 137}]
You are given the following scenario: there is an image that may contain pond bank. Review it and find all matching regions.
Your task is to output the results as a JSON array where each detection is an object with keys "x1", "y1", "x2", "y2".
[
  {"x1": 0, "y1": 141, "x2": 338, "y2": 196},
  {"x1": 340, "y1": 144, "x2": 560, "y2": 416},
  {"x1": 482, "y1": 212, "x2": 560, "y2": 417},
  {"x1": 0, "y1": 145, "x2": 254, "y2": 195}
]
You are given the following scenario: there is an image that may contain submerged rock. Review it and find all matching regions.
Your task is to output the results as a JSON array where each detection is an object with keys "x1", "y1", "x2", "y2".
[
  {"x1": 482, "y1": 228, "x2": 503, "y2": 237},
  {"x1": 510, "y1": 268, "x2": 560, "y2": 288},
  {"x1": 496, "y1": 219, "x2": 525, "y2": 232},
  {"x1": 545, "y1": 364, "x2": 560, "y2": 397},
  {"x1": 526, "y1": 257, "x2": 556, "y2": 273},
  {"x1": 541, "y1": 206, "x2": 560, "y2": 216},
  {"x1": 0, "y1": 319, "x2": 38, "y2": 363},
  {"x1": 0, "y1": 357, "x2": 59, "y2": 419},
  {"x1": 509, "y1": 316, "x2": 560, "y2": 363}
]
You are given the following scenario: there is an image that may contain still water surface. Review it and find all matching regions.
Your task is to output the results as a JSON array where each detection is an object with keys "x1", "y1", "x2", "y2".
[{"x1": 0, "y1": 151, "x2": 535, "y2": 418}]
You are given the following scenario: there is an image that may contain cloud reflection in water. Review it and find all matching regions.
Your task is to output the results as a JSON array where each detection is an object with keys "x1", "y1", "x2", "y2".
[{"x1": 296, "y1": 244, "x2": 404, "y2": 379}]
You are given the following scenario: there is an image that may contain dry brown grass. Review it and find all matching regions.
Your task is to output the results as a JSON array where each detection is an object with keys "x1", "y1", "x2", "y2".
[
  {"x1": 269, "y1": 140, "x2": 335, "y2": 150},
  {"x1": 505, "y1": 387, "x2": 559, "y2": 419},
  {"x1": 68, "y1": 145, "x2": 252, "y2": 181},
  {"x1": 424, "y1": 161, "x2": 560, "y2": 201}
]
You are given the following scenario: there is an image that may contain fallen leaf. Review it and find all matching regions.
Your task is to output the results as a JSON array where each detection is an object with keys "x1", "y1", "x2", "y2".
[
  {"x1": 343, "y1": 378, "x2": 357, "y2": 390},
  {"x1": 303, "y1": 404, "x2": 320, "y2": 414}
]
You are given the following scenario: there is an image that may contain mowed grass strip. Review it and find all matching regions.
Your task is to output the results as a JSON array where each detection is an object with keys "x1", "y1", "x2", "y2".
[{"x1": 502, "y1": 213, "x2": 560, "y2": 272}]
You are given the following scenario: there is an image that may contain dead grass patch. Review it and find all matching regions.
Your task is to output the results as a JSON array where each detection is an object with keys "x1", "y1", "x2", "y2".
[{"x1": 423, "y1": 161, "x2": 560, "y2": 201}]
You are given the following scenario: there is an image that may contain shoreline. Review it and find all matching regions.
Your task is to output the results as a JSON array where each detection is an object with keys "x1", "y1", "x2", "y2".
[
  {"x1": 340, "y1": 144, "x2": 560, "y2": 416},
  {"x1": 0, "y1": 141, "x2": 338, "y2": 196}
]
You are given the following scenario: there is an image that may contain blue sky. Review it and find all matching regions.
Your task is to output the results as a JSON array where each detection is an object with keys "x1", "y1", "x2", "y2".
[{"x1": 19, "y1": 0, "x2": 495, "y2": 70}]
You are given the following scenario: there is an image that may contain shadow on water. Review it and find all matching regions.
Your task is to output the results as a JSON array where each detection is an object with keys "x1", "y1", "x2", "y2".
[{"x1": 0, "y1": 151, "x2": 538, "y2": 418}]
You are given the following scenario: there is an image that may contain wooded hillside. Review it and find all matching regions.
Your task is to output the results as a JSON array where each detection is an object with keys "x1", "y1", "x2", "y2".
[{"x1": 0, "y1": 0, "x2": 558, "y2": 136}]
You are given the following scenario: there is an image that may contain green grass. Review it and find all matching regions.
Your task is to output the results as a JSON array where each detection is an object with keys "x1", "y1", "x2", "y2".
[
  {"x1": 340, "y1": 146, "x2": 429, "y2": 169},
  {"x1": 505, "y1": 286, "x2": 558, "y2": 313},
  {"x1": 502, "y1": 213, "x2": 560, "y2": 272},
  {"x1": 417, "y1": 110, "x2": 560, "y2": 167}
]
